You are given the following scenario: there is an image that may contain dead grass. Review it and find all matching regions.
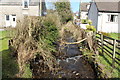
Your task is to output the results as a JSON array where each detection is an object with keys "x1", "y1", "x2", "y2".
[{"x1": 9, "y1": 15, "x2": 61, "y2": 77}]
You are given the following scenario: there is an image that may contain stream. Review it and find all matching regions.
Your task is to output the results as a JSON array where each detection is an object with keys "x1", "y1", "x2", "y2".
[{"x1": 30, "y1": 34, "x2": 96, "y2": 78}]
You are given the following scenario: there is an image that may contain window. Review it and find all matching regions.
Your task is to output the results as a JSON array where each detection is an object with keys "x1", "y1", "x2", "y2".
[
  {"x1": 23, "y1": 0, "x2": 29, "y2": 9},
  {"x1": 24, "y1": 1, "x2": 28, "y2": 8},
  {"x1": 108, "y1": 15, "x2": 118, "y2": 22},
  {"x1": 13, "y1": 18, "x2": 15, "y2": 21},
  {"x1": 6, "y1": 15, "x2": 9, "y2": 21},
  {"x1": 12, "y1": 15, "x2": 16, "y2": 21}
]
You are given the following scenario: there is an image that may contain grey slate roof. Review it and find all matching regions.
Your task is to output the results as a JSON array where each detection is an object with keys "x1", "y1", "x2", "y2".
[
  {"x1": 81, "y1": 2, "x2": 90, "y2": 12},
  {"x1": 96, "y1": 2, "x2": 119, "y2": 12},
  {"x1": 94, "y1": 0, "x2": 120, "y2": 12},
  {"x1": 94, "y1": 0, "x2": 120, "y2": 2}
]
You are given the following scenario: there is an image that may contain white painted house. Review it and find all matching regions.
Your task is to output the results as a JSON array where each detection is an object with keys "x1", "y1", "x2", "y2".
[
  {"x1": 81, "y1": 2, "x2": 90, "y2": 19},
  {"x1": 0, "y1": 0, "x2": 46, "y2": 28},
  {"x1": 88, "y1": 0, "x2": 120, "y2": 33}
]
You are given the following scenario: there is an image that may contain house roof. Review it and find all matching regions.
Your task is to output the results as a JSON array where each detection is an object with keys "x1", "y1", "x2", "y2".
[
  {"x1": 0, "y1": 0, "x2": 42, "y2": 6},
  {"x1": 94, "y1": 0, "x2": 120, "y2": 2},
  {"x1": 81, "y1": 2, "x2": 90, "y2": 12},
  {"x1": 94, "y1": 0, "x2": 120, "y2": 12}
]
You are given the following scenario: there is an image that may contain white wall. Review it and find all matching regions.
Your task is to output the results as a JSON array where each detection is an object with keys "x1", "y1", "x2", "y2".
[
  {"x1": 97, "y1": 12, "x2": 118, "y2": 33},
  {"x1": 81, "y1": 11, "x2": 88, "y2": 19},
  {"x1": 80, "y1": 24, "x2": 89, "y2": 29},
  {"x1": 0, "y1": 5, "x2": 39, "y2": 27}
]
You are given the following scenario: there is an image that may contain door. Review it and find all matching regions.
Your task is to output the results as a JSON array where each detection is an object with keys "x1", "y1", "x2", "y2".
[
  {"x1": 5, "y1": 15, "x2": 10, "y2": 27},
  {"x1": 11, "y1": 15, "x2": 16, "y2": 27}
]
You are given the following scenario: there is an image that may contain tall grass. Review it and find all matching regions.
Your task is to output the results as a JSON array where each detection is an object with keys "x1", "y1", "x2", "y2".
[{"x1": 9, "y1": 13, "x2": 61, "y2": 78}]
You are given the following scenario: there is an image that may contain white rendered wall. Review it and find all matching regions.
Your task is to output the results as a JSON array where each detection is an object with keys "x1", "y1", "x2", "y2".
[
  {"x1": 97, "y1": 12, "x2": 118, "y2": 33},
  {"x1": 81, "y1": 11, "x2": 88, "y2": 19},
  {"x1": 0, "y1": 6, "x2": 39, "y2": 27}
]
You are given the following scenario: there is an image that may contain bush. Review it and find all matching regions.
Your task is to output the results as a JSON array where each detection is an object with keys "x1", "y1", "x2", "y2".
[
  {"x1": 88, "y1": 20, "x2": 92, "y2": 25},
  {"x1": 86, "y1": 25, "x2": 96, "y2": 32},
  {"x1": 81, "y1": 19, "x2": 88, "y2": 24},
  {"x1": 10, "y1": 15, "x2": 60, "y2": 77}
]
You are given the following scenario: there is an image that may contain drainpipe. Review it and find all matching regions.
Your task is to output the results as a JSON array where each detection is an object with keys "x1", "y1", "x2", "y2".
[
  {"x1": 78, "y1": 0, "x2": 81, "y2": 19},
  {"x1": 39, "y1": 0, "x2": 42, "y2": 16},
  {"x1": 101, "y1": 13, "x2": 103, "y2": 32}
]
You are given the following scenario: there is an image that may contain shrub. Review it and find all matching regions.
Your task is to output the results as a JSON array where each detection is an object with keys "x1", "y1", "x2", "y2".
[
  {"x1": 86, "y1": 25, "x2": 96, "y2": 32},
  {"x1": 88, "y1": 20, "x2": 92, "y2": 25},
  {"x1": 10, "y1": 15, "x2": 60, "y2": 77},
  {"x1": 81, "y1": 19, "x2": 88, "y2": 24}
]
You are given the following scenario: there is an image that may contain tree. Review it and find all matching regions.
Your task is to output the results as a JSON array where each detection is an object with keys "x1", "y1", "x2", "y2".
[{"x1": 54, "y1": 0, "x2": 73, "y2": 24}]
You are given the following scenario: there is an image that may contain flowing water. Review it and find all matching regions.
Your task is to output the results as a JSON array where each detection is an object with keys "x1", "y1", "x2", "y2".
[{"x1": 30, "y1": 33, "x2": 96, "y2": 78}]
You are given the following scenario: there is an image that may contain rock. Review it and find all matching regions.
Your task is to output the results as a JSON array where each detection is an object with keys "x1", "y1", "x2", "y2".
[
  {"x1": 73, "y1": 71, "x2": 76, "y2": 74},
  {"x1": 76, "y1": 73, "x2": 79, "y2": 76}
]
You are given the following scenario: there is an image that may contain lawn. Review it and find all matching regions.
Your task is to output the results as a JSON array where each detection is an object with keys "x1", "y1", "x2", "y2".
[
  {"x1": 96, "y1": 34, "x2": 120, "y2": 78},
  {"x1": 0, "y1": 30, "x2": 32, "y2": 78},
  {"x1": 0, "y1": 30, "x2": 19, "y2": 78},
  {"x1": 98, "y1": 49, "x2": 120, "y2": 78},
  {"x1": 109, "y1": 33, "x2": 120, "y2": 40},
  {"x1": 0, "y1": 31, "x2": 10, "y2": 51}
]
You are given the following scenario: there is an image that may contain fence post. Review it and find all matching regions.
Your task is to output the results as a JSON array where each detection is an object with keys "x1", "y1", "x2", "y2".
[
  {"x1": 101, "y1": 34, "x2": 104, "y2": 54},
  {"x1": 112, "y1": 39, "x2": 116, "y2": 68}
]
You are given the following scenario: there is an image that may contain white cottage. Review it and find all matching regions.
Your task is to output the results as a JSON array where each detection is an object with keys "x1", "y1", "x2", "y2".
[
  {"x1": 0, "y1": 0, "x2": 46, "y2": 27},
  {"x1": 81, "y1": 2, "x2": 90, "y2": 19},
  {"x1": 88, "y1": 0, "x2": 120, "y2": 33}
]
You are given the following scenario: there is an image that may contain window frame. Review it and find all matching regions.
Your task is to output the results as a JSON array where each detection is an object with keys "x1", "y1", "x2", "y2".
[
  {"x1": 23, "y1": 0, "x2": 29, "y2": 9},
  {"x1": 12, "y1": 14, "x2": 16, "y2": 22},
  {"x1": 108, "y1": 14, "x2": 118, "y2": 23},
  {"x1": 6, "y1": 15, "x2": 9, "y2": 21}
]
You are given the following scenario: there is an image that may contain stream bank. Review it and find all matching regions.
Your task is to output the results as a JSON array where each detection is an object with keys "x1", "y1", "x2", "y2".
[{"x1": 30, "y1": 31, "x2": 97, "y2": 78}]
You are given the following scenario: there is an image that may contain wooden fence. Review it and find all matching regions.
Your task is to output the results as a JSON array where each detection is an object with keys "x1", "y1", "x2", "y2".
[{"x1": 96, "y1": 33, "x2": 120, "y2": 68}]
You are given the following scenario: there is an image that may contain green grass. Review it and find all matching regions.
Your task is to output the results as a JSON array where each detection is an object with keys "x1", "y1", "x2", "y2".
[
  {"x1": 21, "y1": 64, "x2": 32, "y2": 78},
  {"x1": 0, "y1": 30, "x2": 33, "y2": 78},
  {"x1": 97, "y1": 43, "x2": 120, "y2": 78},
  {"x1": 109, "y1": 33, "x2": 120, "y2": 40},
  {"x1": 96, "y1": 32, "x2": 120, "y2": 40},
  {"x1": 96, "y1": 33, "x2": 120, "y2": 78},
  {"x1": 1, "y1": 49, "x2": 19, "y2": 78},
  {"x1": 0, "y1": 31, "x2": 19, "y2": 78},
  {"x1": 0, "y1": 30, "x2": 10, "y2": 51},
  {"x1": 98, "y1": 49, "x2": 120, "y2": 78}
]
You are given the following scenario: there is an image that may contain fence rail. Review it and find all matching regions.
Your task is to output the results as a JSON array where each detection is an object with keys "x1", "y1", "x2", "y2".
[{"x1": 96, "y1": 33, "x2": 120, "y2": 68}]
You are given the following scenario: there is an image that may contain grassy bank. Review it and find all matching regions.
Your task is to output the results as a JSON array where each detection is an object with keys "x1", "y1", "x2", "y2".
[
  {"x1": 98, "y1": 49, "x2": 120, "y2": 78},
  {"x1": 0, "y1": 31, "x2": 19, "y2": 78},
  {"x1": 109, "y1": 33, "x2": 120, "y2": 40},
  {"x1": 0, "y1": 31, "x2": 9, "y2": 51},
  {"x1": 96, "y1": 34, "x2": 120, "y2": 78}
]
